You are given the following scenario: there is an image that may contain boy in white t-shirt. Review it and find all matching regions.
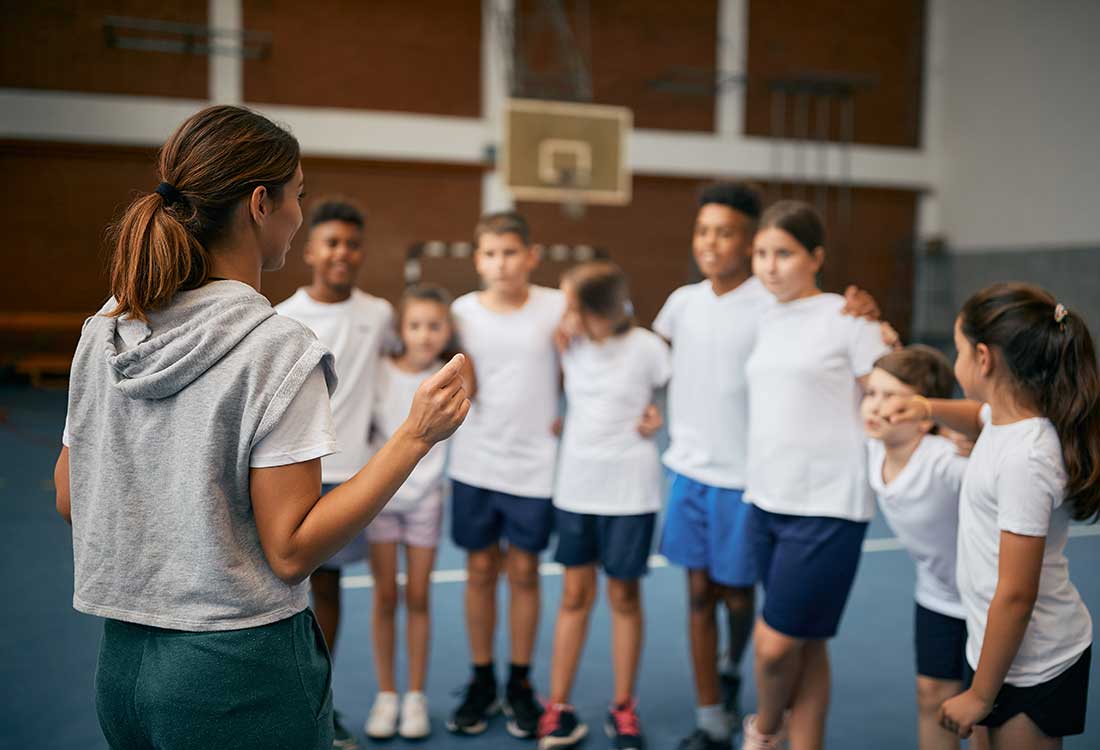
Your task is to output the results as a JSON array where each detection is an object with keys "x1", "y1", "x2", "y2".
[
  {"x1": 445, "y1": 211, "x2": 565, "y2": 740},
  {"x1": 275, "y1": 199, "x2": 396, "y2": 750},
  {"x1": 861, "y1": 346, "x2": 971, "y2": 750}
]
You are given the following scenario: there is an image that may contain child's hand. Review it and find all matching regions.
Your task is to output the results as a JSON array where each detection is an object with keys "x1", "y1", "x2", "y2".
[
  {"x1": 940, "y1": 426, "x2": 975, "y2": 458},
  {"x1": 938, "y1": 688, "x2": 993, "y2": 738},
  {"x1": 888, "y1": 396, "x2": 933, "y2": 426},
  {"x1": 841, "y1": 285, "x2": 881, "y2": 321},
  {"x1": 550, "y1": 417, "x2": 563, "y2": 437},
  {"x1": 636, "y1": 404, "x2": 662, "y2": 438},
  {"x1": 879, "y1": 321, "x2": 901, "y2": 349}
]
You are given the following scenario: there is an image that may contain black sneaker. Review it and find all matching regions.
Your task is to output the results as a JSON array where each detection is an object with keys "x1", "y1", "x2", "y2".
[
  {"x1": 537, "y1": 702, "x2": 588, "y2": 749},
  {"x1": 676, "y1": 728, "x2": 732, "y2": 750},
  {"x1": 720, "y1": 672, "x2": 742, "y2": 721},
  {"x1": 604, "y1": 698, "x2": 644, "y2": 749},
  {"x1": 332, "y1": 710, "x2": 359, "y2": 749},
  {"x1": 503, "y1": 679, "x2": 543, "y2": 739},
  {"x1": 446, "y1": 678, "x2": 499, "y2": 735}
]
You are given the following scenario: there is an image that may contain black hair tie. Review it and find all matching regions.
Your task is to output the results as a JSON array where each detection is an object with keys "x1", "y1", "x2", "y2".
[{"x1": 154, "y1": 181, "x2": 185, "y2": 207}]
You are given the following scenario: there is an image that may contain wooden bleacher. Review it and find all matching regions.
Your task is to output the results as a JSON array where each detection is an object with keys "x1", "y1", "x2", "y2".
[{"x1": 0, "y1": 312, "x2": 86, "y2": 388}]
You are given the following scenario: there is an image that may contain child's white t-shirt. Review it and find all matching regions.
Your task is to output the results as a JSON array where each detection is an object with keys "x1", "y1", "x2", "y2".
[
  {"x1": 554, "y1": 327, "x2": 671, "y2": 516},
  {"x1": 868, "y1": 434, "x2": 968, "y2": 619},
  {"x1": 275, "y1": 288, "x2": 397, "y2": 483},
  {"x1": 448, "y1": 286, "x2": 566, "y2": 498},
  {"x1": 370, "y1": 357, "x2": 448, "y2": 513},
  {"x1": 653, "y1": 277, "x2": 773, "y2": 490},
  {"x1": 745, "y1": 293, "x2": 889, "y2": 521},
  {"x1": 957, "y1": 404, "x2": 1093, "y2": 686}
]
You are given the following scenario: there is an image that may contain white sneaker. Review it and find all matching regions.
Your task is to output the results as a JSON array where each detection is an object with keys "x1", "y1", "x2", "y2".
[
  {"x1": 399, "y1": 691, "x2": 432, "y2": 739},
  {"x1": 741, "y1": 714, "x2": 787, "y2": 750},
  {"x1": 365, "y1": 692, "x2": 400, "y2": 739}
]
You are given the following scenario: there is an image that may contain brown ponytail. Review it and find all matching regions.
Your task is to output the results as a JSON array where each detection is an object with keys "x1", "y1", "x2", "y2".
[
  {"x1": 107, "y1": 105, "x2": 300, "y2": 321},
  {"x1": 960, "y1": 282, "x2": 1100, "y2": 521}
]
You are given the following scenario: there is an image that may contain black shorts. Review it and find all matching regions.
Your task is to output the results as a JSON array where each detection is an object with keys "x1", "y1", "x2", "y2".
[
  {"x1": 914, "y1": 603, "x2": 968, "y2": 681},
  {"x1": 965, "y1": 645, "x2": 1091, "y2": 738}
]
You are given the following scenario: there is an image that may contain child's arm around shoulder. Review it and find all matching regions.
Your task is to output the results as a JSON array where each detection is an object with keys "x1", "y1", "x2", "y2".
[{"x1": 891, "y1": 398, "x2": 985, "y2": 442}]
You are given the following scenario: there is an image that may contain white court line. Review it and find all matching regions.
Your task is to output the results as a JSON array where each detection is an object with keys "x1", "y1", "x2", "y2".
[{"x1": 341, "y1": 526, "x2": 1100, "y2": 590}]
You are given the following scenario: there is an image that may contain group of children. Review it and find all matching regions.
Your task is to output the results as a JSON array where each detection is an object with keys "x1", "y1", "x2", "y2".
[{"x1": 277, "y1": 183, "x2": 1096, "y2": 750}]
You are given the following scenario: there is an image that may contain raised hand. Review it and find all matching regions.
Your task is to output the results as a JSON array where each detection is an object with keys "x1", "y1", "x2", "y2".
[{"x1": 403, "y1": 353, "x2": 471, "y2": 446}]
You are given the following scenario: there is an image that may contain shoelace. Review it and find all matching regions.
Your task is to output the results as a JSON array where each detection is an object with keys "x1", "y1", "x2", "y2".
[
  {"x1": 537, "y1": 702, "x2": 566, "y2": 736},
  {"x1": 610, "y1": 700, "x2": 641, "y2": 736}
]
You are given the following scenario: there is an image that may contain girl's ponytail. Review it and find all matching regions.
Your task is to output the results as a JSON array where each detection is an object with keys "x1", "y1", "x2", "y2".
[
  {"x1": 1042, "y1": 311, "x2": 1100, "y2": 521},
  {"x1": 105, "y1": 104, "x2": 300, "y2": 322},
  {"x1": 960, "y1": 283, "x2": 1100, "y2": 521}
]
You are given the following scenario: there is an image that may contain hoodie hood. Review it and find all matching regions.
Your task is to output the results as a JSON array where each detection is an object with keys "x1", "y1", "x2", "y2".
[{"x1": 101, "y1": 281, "x2": 277, "y2": 400}]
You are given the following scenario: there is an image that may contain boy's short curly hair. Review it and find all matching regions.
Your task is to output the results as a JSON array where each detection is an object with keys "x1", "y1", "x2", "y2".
[
  {"x1": 697, "y1": 182, "x2": 763, "y2": 221},
  {"x1": 308, "y1": 198, "x2": 365, "y2": 230}
]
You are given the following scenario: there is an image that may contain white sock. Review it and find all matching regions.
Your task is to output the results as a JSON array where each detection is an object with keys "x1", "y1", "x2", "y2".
[{"x1": 697, "y1": 704, "x2": 731, "y2": 741}]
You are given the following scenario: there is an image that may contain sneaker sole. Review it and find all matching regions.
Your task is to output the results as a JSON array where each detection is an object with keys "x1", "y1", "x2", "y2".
[
  {"x1": 502, "y1": 704, "x2": 540, "y2": 739},
  {"x1": 445, "y1": 700, "x2": 500, "y2": 735},
  {"x1": 604, "y1": 720, "x2": 644, "y2": 748},
  {"x1": 538, "y1": 723, "x2": 589, "y2": 749}
]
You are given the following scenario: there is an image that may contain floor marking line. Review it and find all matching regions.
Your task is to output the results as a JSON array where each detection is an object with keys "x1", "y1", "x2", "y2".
[{"x1": 340, "y1": 529, "x2": 1100, "y2": 590}]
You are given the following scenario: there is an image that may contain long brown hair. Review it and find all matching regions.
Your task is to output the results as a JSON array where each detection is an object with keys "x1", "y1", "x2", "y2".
[
  {"x1": 107, "y1": 105, "x2": 300, "y2": 321},
  {"x1": 960, "y1": 282, "x2": 1100, "y2": 521}
]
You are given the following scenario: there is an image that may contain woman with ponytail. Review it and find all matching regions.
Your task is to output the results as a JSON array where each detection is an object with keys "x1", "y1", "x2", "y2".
[
  {"x1": 890, "y1": 282, "x2": 1098, "y2": 748},
  {"x1": 52, "y1": 105, "x2": 469, "y2": 750}
]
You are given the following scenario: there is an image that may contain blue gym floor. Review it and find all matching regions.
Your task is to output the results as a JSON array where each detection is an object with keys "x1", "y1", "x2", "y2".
[{"x1": 2, "y1": 383, "x2": 1098, "y2": 749}]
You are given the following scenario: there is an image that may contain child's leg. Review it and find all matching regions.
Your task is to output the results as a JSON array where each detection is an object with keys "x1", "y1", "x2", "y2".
[
  {"x1": 752, "y1": 618, "x2": 806, "y2": 734},
  {"x1": 786, "y1": 639, "x2": 829, "y2": 750},
  {"x1": 988, "y1": 713, "x2": 1060, "y2": 750},
  {"x1": 465, "y1": 545, "x2": 501, "y2": 665},
  {"x1": 687, "y1": 569, "x2": 722, "y2": 707},
  {"x1": 308, "y1": 568, "x2": 342, "y2": 654},
  {"x1": 607, "y1": 577, "x2": 643, "y2": 704},
  {"x1": 404, "y1": 544, "x2": 438, "y2": 693},
  {"x1": 720, "y1": 584, "x2": 755, "y2": 672},
  {"x1": 506, "y1": 545, "x2": 541, "y2": 666},
  {"x1": 916, "y1": 677, "x2": 962, "y2": 750},
  {"x1": 548, "y1": 565, "x2": 598, "y2": 703},
  {"x1": 368, "y1": 542, "x2": 400, "y2": 693}
]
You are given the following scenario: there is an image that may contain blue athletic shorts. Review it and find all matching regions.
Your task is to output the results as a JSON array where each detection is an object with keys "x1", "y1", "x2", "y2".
[
  {"x1": 748, "y1": 504, "x2": 868, "y2": 639},
  {"x1": 915, "y1": 603, "x2": 968, "y2": 680},
  {"x1": 658, "y1": 472, "x2": 757, "y2": 587},
  {"x1": 553, "y1": 508, "x2": 656, "y2": 580},
  {"x1": 450, "y1": 480, "x2": 554, "y2": 554}
]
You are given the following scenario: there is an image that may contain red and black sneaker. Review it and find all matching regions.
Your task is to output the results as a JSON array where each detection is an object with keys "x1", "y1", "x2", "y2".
[
  {"x1": 537, "y1": 702, "x2": 588, "y2": 749},
  {"x1": 605, "y1": 697, "x2": 645, "y2": 750}
]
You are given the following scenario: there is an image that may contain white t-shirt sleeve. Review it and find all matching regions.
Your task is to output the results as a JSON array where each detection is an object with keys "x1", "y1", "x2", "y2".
[
  {"x1": 932, "y1": 446, "x2": 969, "y2": 494},
  {"x1": 648, "y1": 332, "x2": 672, "y2": 387},
  {"x1": 995, "y1": 449, "x2": 1061, "y2": 538},
  {"x1": 652, "y1": 289, "x2": 683, "y2": 342},
  {"x1": 378, "y1": 302, "x2": 401, "y2": 355},
  {"x1": 847, "y1": 317, "x2": 891, "y2": 377},
  {"x1": 62, "y1": 416, "x2": 70, "y2": 447},
  {"x1": 250, "y1": 365, "x2": 340, "y2": 468}
]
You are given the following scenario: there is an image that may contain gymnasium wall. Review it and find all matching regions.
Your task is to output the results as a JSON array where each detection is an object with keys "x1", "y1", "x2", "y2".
[
  {"x1": 921, "y1": 0, "x2": 1100, "y2": 340},
  {"x1": 1, "y1": 0, "x2": 934, "y2": 365}
]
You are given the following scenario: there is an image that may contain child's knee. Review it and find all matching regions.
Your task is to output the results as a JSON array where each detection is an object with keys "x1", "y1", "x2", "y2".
[
  {"x1": 506, "y1": 552, "x2": 540, "y2": 590},
  {"x1": 560, "y1": 583, "x2": 595, "y2": 613},
  {"x1": 754, "y1": 627, "x2": 799, "y2": 671},
  {"x1": 607, "y1": 580, "x2": 641, "y2": 615},
  {"x1": 374, "y1": 585, "x2": 399, "y2": 615},
  {"x1": 916, "y1": 677, "x2": 959, "y2": 715},
  {"x1": 405, "y1": 587, "x2": 430, "y2": 615},
  {"x1": 466, "y1": 551, "x2": 499, "y2": 588}
]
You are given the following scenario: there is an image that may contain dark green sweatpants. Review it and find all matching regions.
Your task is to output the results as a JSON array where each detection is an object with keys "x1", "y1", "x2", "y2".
[{"x1": 95, "y1": 608, "x2": 334, "y2": 750}]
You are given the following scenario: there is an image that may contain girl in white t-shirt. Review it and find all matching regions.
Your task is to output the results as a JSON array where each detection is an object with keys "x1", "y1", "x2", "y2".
[
  {"x1": 537, "y1": 262, "x2": 671, "y2": 750},
  {"x1": 891, "y1": 283, "x2": 1098, "y2": 749},
  {"x1": 741, "y1": 200, "x2": 891, "y2": 750},
  {"x1": 862, "y1": 346, "x2": 971, "y2": 750},
  {"x1": 364, "y1": 285, "x2": 460, "y2": 741}
]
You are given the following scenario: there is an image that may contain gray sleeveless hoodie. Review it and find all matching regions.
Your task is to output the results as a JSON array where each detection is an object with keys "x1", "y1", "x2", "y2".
[{"x1": 65, "y1": 280, "x2": 336, "y2": 631}]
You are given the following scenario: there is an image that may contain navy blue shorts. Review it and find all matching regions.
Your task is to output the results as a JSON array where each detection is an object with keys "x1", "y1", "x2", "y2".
[
  {"x1": 450, "y1": 480, "x2": 554, "y2": 554},
  {"x1": 964, "y1": 646, "x2": 1091, "y2": 737},
  {"x1": 914, "y1": 603, "x2": 968, "y2": 681},
  {"x1": 553, "y1": 508, "x2": 656, "y2": 580},
  {"x1": 658, "y1": 472, "x2": 757, "y2": 587},
  {"x1": 747, "y1": 504, "x2": 868, "y2": 639}
]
